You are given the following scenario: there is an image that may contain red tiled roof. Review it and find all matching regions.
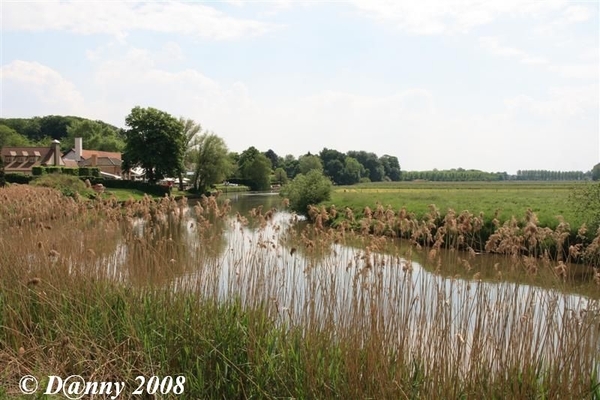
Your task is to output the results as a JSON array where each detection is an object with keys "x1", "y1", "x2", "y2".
[{"x1": 81, "y1": 149, "x2": 121, "y2": 160}]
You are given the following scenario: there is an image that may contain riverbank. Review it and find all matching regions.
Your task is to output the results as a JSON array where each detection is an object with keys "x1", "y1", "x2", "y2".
[
  {"x1": 1, "y1": 185, "x2": 599, "y2": 398},
  {"x1": 318, "y1": 181, "x2": 599, "y2": 267}
]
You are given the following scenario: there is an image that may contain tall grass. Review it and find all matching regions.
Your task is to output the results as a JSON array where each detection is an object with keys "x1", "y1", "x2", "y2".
[{"x1": 0, "y1": 185, "x2": 599, "y2": 398}]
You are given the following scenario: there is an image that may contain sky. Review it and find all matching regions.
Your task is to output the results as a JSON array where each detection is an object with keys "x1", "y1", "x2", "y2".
[{"x1": 1, "y1": 0, "x2": 598, "y2": 174}]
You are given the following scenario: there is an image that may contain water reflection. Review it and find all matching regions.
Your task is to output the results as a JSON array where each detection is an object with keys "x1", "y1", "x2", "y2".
[{"x1": 101, "y1": 193, "x2": 599, "y2": 379}]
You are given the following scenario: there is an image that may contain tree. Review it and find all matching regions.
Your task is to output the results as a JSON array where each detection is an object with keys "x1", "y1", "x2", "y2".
[
  {"x1": 592, "y1": 163, "x2": 600, "y2": 181},
  {"x1": 281, "y1": 154, "x2": 299, "y2": 179},
  {"x1": 380, "y1": 154, "x2": 401, "y2": 181},
  {"x1": 264, "y1": 149, "x2": 281, "y2": 169},
  {"x1": 298, "y1": 154, "x2": 323, "y2": 174},
  {"x1": 340, "y1": 156, "x2": 364, "y2": 185},
  {"x1": 64, "y1": 119, "x2": 124, "y2": 152},
  {"x1": 273, "y1": 167, "x2": 288, "y2": 185},
  {"x1": 347, "y1": 150, "x2": 385, "y2": 182},
  {"x1": 0, "y1": 124, "x2": 31, "y2": 148},
  {"x1": 280, "y1": 170, "x2": 332, "y2": 215},
  {"x1": 123, "y1": 106, "x2": 185, "y2": 184},
  {"x1": 238, "y1": 147, "x2": 272, "y2": 191},
  {"x1": 320, "y1": 148, "x2": 346, "y2": 183},
  {"x1": 191, "y1": 133, "x2": 233, "y2": 193}
]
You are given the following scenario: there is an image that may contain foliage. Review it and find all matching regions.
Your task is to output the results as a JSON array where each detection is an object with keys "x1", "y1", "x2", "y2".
[
  {"x1": 298, "y1": 154, "x2": 323, "y2": 174},
  {"x1": 0, "y1": 124, "x2": 31, "y2": 148},
  {"x1": 401, "y1": 169, "x2": 508, "y2": 182},
  {"x1": 123, "y1": 107, "x2": 185, "y2": 184},
  {"x1": 281, "y1": 170, "x2": 332, "y2": 215},
  {"x1": 516, "y1": 170, "x2": 588, "y2": 181},
  {"x1": 273, "y1": 167, "x2": 288, "y2": 185},
  {"x1": 379, "y1": 154, "x2": 401, "y2": 181},
  {"x1": 281, "y1": 154, "x2": 300, "y2": 180},
  {"x1": 64, "y1": 119, "x2": 125, "y2": 152},
  {"x1": 571, "y1": 183, "x2": 600, "y2": 232},
  {"x1": 347, "y1": 150, "x2": 385, "y2": 182},
  {"x1": 263, "y1": 149, "x2": 281, "y2": 169},
  {"x1": 1, "y1": 115, "x2": 120, "y2": 143},
  {"x1": 191, "y1": 133, "x2": 233, "y2": 193},
  {"x1": 31, "y1": 174, "x2": 93, "y2": 198},
  {"x1": 5, "y1": 173, "x2": 33, "y2": 184},
  {"x1": 238, "y1": 147, "x2": 273, "y2": 191},
  {"x1": 592, "y1": 163, "x2": 600, "y2": 181},
  {"x1": 340, "y1": 157, "x2": 365, "y2": 185}
]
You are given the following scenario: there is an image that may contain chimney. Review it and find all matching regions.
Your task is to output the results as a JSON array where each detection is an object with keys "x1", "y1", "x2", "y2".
[
  {"x1": 51, "y1": 139, "x2": 61, "y2": 166},
  {"x1": 91, "y1": 154, "x2": 98, "y2": 167},
  {"x1": 75, "y1": 137, "x2": 83, "y2": 160}
]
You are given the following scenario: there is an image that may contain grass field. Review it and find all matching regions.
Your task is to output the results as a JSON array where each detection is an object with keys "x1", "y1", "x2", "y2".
[{"x1": 327, "y1": 181, "x2": 587, "y2": 229}]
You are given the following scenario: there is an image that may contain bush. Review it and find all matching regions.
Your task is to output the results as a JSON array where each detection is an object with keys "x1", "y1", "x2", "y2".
[
  {"x1": 5, "y1": 173, "x2": 33, "y2": 184},
  {"x1": 32, "y1": 174, "x2": 93, "y2": 198},
  {"x1": 32, "y1": 166, "x2": 46, "y2": 176},
  {"x1": 571, "y1": 182, "x2": 600, "y2": 233},
  {"x1": 45, "y1": 166, "x2": 63, "y2": 174},
  {"x1": 280, "y1": 170, "x2": 332, "y2": 215}
]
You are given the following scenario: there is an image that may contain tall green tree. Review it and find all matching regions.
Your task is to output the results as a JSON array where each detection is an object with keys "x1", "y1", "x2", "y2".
[
  {"x1": 64, "y1": 119, "x2": 124, "y2": 152},
  {"x1": 592, "y1": 163, "x2": 600, "y2": 181},
  {"x1": 273, "y1": 167, "x2": 288, "y2": 185},
  {"x1": 380, "y1": 154, "x2": 401, "y2": 181},
  {"x1": 123, "y1": 107, "x2": 185, "y2": 184},
  {"x1": 347, "y1": 150, "x2": 385, "y2": 182},
  {"x1": 281, "y1": 154, "x2": 299, "y2": 179},
  {"x1": 238, "y1": 147, "x2": 272, "y2": 191},
  {"x1": 263, "y1": 149, "x2": 281, "y2": 169},
  {"x1": 340, "y1": 156, "x2": 365, "y2": 185},
  {"x1": 0, "y1": 124, "x2": 31, "y2": 148},
  {"x1": 298, "y1": 154, "x2": 323, "y2": 174},
  {"x1": 191, "y1": 133, "x2": 233, "y2": 193}
]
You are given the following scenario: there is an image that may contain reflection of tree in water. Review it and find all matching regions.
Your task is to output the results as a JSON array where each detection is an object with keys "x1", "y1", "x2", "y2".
[{"x1": 121, "y1": 196, "x2": 230, "y2": 287}]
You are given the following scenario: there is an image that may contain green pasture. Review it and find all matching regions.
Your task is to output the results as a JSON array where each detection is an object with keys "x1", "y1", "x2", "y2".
[{"x1": 327, "y1": 181, "x2": 587, "y2": 229}]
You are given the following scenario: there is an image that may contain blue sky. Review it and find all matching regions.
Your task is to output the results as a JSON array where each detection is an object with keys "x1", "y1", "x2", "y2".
[{"x1": 2, "y1": 1, "x2": 598, "y2": 173}]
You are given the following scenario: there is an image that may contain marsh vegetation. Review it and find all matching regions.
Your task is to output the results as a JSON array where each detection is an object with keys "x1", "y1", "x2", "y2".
[{"x1": 0, "y1": 185, "x2": 598, "y2": 398}]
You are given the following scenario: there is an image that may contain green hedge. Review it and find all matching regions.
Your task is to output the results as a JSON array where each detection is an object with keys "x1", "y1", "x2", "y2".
[
  {"x1": 6, "y1": 173, "x2": 34, "y2": 184},
  {"x1": 32, "y1": 166, "x2": 101, "y2": 177},
  {"x1": 32, "y1": 166, "x2": 46, "y2": 176}
]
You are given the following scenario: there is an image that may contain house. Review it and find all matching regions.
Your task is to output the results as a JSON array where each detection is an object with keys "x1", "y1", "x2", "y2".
[
  {"x1": 1, "y1": 140, "x2": 76, "y2": 175},
  {"x1": 63, "y1": 137, "x2": 122, "y2": 176}
]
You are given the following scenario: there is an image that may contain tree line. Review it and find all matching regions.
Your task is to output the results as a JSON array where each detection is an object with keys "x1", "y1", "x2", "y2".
[{"x1": 1, "y1": 112, "x2": 597, "y2": 190}]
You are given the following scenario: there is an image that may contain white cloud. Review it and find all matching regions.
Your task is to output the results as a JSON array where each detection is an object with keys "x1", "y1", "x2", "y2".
[
  {"x1": 504, "y1": 85, "x2": 598, "y2": 118},
  {"x1": 548, "y1": 64, "x2": 599, "y2": 80},
  {"x1": 479, "y1": 36, "x2": 550, "y2": 66},
  {"x1": 1, "y1": 60, "x2": 85, "y2": 116},
  {"x1": 3, "y1": 1, "x2": 281, "y2": 40},
  {"x1": 349, "y1": 0, "x2": 568, "y2": 35}
]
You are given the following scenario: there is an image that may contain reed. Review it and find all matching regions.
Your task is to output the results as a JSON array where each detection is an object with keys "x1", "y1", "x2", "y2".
[{"x1": 0, "y1": 185, "x2": 598, "y2": 398}]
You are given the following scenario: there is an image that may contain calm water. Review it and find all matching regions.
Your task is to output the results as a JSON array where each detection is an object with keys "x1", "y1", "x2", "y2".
[{"x1": 102, "y1": 193, "x2": 599, "y2": 376}]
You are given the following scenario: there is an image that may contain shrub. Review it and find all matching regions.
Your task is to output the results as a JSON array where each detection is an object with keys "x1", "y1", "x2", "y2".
[
  {"x1": 5, "y1": 173, "x2": 33, "y2": 184},
  {"x1": 280, "y1": 170, "x2": 332, "y2": 215},
  {"x1": 32, "y1": 166, "x2": 46, "y2": 176},
  {"x1": 45, "y1": 166, "x2": 62, "y2": 174},
  {"x1": 32, "y1": 174, "x2": 92, "y2": 198}
]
